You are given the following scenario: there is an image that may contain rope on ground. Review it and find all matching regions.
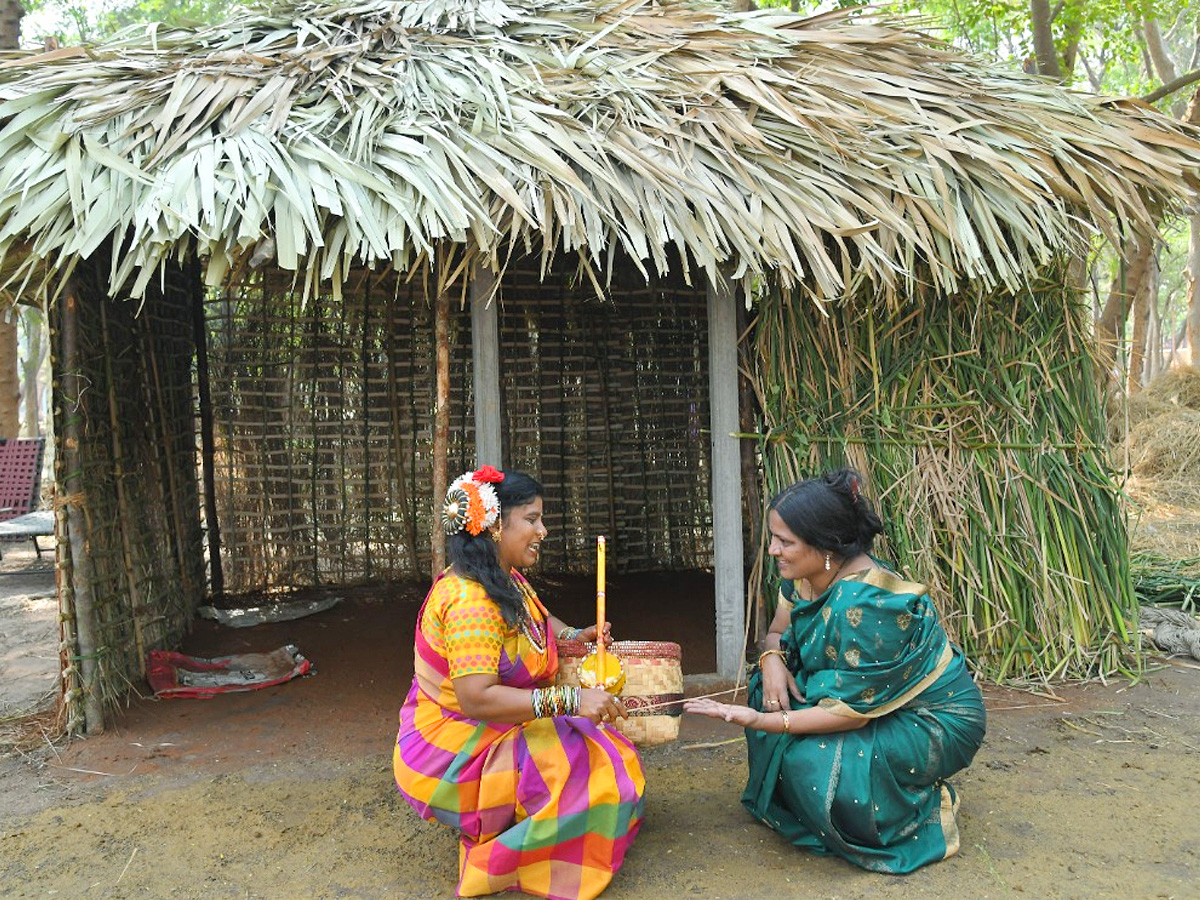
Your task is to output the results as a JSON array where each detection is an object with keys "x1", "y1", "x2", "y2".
[{"x1": 1140, "y1": 606, "x2": 1200, "y2": 661}]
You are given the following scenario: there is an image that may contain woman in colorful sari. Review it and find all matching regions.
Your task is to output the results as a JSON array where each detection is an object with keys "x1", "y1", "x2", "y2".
[
  {"x1": 394, "y1": 466, "x2": 645, "y2": 900},
  {"x1": 685, "y1": 468, "x2": 985, "y2": 874}
]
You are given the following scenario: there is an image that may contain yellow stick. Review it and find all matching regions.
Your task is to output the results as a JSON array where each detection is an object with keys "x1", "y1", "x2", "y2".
[{"x1": 596, "y1": 536, "x2": 606, "y2": 673}]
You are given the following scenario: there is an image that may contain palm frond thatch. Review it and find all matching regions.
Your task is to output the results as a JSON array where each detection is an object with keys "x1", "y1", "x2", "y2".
[{"x1": 0, "y1": 0, "x2": 1198, "y2": 299}]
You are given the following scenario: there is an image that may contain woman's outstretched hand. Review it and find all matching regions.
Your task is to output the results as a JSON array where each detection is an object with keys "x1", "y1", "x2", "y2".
[
  {"x1": 683, "y1": 697, "x2": 760, "y2": 729},
  {"x1": 579, "y1": 687, "x2": 628, "y2": 724}
]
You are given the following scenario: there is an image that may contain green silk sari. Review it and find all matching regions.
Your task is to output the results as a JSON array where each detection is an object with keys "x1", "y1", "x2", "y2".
[{"x1": 742, "y1": 569, "x2": 986, "y2": 873}]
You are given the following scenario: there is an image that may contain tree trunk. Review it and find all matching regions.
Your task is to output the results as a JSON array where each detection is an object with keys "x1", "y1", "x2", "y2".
[
  {"x1": 0, "y1": 313, "x2": 18, "y2": 437},
  {"x1": 1190, "y1": 214, "x2": 1200, "y2": 367},
  {"x1": 1183, "y1": 88, "x2": 1200, "y2": 369},
  {"x1": 20, "y1": 307, "x2": 45, "y2": 437},
  {"x1": 0, "y1": 0, "x2": 20, "y2": 48},
  {"x1": 1030, "y1": 0, "x2": 1064, "y2": 78},
  {"x1": 1126, "y1": 255, "x2": 1152, "y2": 394},
  {"x1": 0, "y1": 2, "x2": 21, "y2": 439},
  {"x1": 1097, "y1": 232, "x2": 1153, "y2": 379},
  {"x1": 1142, "y1": 17, "x2": 1187, "y2": 117},
  {"x1": 1059, "y1": 19, "x2": 1084, "y2": 80},
  {"x1": 1145, "y1": 275, "x2": 1163, "y2": 381}
]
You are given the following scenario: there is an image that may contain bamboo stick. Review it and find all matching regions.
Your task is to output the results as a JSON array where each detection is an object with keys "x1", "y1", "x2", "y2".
[
  {"x1": 140, "y1": 294, "x2": 194, "y2": 605},
  {"x1": 338, "y1": 289, "x2": 348, "y2": 582},
  {"x1": 99, "y1": 298, "x2": 148, "y2": 676},
  {"x1": 431, "y1": 250, "x2": 451, "y2": 579},
  {"x1": 192, "y1": 264, "x2": 224, "y2": 597},
  {"x1": 49, "y1": 304, "x2": 81, "y2": 734},
  {"x1": 308, "y1": 293, "x2": 321, "y2": 583},
  {"x1": 60, "y1": 279, "x2": 105, "y2": 735},
  {"x1": 361, "y1": 277, "x2": 372, "y2": 580}
]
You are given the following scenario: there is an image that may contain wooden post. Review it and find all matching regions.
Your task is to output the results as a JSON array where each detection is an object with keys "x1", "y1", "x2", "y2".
[
  {"x1": 61, "y1": 281, "x2": 105, "y2": 734},
  {"x1": 707, "y1": 273, "x2": 746, "y2": 679},
  {"x1": 471, "y1": 263, "x2": 503, "y2": 468},
  {"x1": 431, "y1": 264, "x2": 451, "y2": 579},
  {"x1": 736, "y1": 297, "x2": 765, "y2": 647},
  {"x1": 192, "y1": 265, "x2": 224, "y2": 597}
]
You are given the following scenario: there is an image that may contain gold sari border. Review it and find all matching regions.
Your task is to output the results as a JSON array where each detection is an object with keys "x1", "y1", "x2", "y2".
[
  {"x1": 817, "y1": 642, "x2": 954, "y2": 720},
  {"x1": 939, "y1": 783, "x2": 961, "y2": 859},
  {"x1": 854, "y1": 567, "x2": 928, "y2": 599}
]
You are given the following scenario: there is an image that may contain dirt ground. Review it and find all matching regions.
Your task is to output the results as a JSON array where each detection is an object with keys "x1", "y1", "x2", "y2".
[{"x1": 1, "y1": 546, "x2": 1198, "y2": 900}]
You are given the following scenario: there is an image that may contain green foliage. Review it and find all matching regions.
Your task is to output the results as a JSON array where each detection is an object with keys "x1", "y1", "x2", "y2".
[
  {"x1": 100, "y1": 0, "x2": 239, "y2": 33},
  {"x1": 753, "y1": 0, "x2": 1190, "y2": 100},
  {"x1": 1132, "y1": 550, "x2": 1200, "y2": 610},
  {"x1": 23, "y1": 0, "x2": 239, "y2": 44}
]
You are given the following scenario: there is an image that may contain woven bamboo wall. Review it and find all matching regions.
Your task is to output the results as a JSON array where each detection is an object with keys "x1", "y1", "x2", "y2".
[
  {"x1": 54, "y1": 259, "x2": 206, "y2": 729},
  {"x1": 203, "y1": 255, "x2": 712, "y2": 592},
  {"x1": 499, "y1": 262, "x2": 712, "y2": 572},
  {"x1": 204, "y1": 267, "x2": 474, "y2": 590}
]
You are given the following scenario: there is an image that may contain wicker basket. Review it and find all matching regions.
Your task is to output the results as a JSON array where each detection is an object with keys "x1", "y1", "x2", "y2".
[{"x1": 556, "y1": 640, "x2": 683, "y2": 746}]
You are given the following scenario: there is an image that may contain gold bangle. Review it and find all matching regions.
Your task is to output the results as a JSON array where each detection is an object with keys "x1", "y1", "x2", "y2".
[
  {"x1": 780, "y1": 709, "x2": 790, "y2": 734},
  {"x1": 758, "y1": 648, "x2": 786, "y2": 667}
]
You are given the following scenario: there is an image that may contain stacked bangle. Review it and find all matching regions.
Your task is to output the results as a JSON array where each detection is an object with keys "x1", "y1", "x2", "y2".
[
  {"x1": 758, "y1": 648, "x2": 787, "y2": 667},
  {"x1": 556, "y1": 626, "x2": 583, "y2": 641},
  {"x1": 531, "y1": 685, "x2": 581, "y2": 718}
]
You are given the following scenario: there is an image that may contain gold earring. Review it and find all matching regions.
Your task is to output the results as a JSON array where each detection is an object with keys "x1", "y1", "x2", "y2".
[
  {"x1": 491, "y1": 524, "x2": 503, "y2": 544},
  {"x1": 824, "y1": 553, "x2": 831, "y2": 571}
]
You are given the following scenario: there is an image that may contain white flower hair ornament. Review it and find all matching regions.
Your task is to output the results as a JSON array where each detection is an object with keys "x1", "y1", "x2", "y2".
[{"x1": 441, "y1": 468, "x2": 503, "y2": 536}]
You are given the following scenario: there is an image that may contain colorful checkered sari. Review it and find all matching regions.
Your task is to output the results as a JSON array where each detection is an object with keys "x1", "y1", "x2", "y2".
[{"x1": 394, "y1": 571, "x2": 645, "y2": 900}]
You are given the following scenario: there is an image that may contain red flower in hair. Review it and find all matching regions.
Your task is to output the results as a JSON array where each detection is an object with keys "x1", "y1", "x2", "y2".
[{"x1": 473, "y1": 465, "x2": 505, "y2": 484}]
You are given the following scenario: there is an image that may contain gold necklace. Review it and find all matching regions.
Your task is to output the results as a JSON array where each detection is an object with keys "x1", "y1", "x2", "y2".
[{"x1": 513, "y1": 577, "x2": 546, "y2": 654}]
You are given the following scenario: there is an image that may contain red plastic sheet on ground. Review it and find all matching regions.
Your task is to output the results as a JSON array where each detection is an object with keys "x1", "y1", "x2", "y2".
[{"x1": 146, "y1": 644, "x2": 312, "y2": 698}]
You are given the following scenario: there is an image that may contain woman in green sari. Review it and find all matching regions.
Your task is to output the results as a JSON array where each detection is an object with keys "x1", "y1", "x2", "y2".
[{"x1": 685, "y1": 469, "x2": 985, "y2": 874}]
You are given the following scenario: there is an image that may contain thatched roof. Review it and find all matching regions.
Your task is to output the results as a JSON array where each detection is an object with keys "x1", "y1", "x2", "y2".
[{"x1": 1, "y1": 0, "x2": 1199, "y2": 301}]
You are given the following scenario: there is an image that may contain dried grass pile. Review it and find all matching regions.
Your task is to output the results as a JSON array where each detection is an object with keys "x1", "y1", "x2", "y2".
[
  {"x1": 1121, "y1": 367, "x2": 1200, "y2": 479},
  {"x1": 1121, "y1": 367, "x2": 1200, "y2": 566},
  {"x1": 1142, "y1": 365, "x2": 1200, "y2": 409},
  {"x1": 1108, "y1": 391, "x2": 1173, "y2": 445},
  {"x1": 1127, "y1": 407, "x2": 1200, "y2": 478}
]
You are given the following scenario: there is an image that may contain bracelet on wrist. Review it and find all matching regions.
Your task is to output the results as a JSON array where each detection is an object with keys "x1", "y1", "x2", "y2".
[
  {"x1": 780, "y1": 709, "x2": 790, "y2": 734},
  {"x1": 531, "y1": 685, "x2": 581, "y2": 718},
  {"x1": 758, "y1": 648, "x2": 786, "y2": 667},
  {"x1": 557, "y1": 626, "x2": 582, "y2": 641}
]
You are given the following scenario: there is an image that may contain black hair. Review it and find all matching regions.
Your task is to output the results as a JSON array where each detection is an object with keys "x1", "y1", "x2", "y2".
[
  {"x1": 768, "y1": 468, "x2": 884, "y2": 561},
  {"x1": 446, "y1": 470, "x2": 544, "y2": 625}
]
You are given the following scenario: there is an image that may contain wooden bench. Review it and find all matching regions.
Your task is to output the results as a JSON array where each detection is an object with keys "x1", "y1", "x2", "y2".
[{"x1": 0, "y1": 437, "x2": 53, "y2": 558}]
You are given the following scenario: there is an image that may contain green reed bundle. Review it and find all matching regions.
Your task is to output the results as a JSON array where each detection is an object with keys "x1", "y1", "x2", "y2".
[
  {"x1": 1132, "y1": 551, "x2": 1200, "y2": 612},
  {"x1": 749, "y1": 268, "x2": 1135, "y2": 683}
]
